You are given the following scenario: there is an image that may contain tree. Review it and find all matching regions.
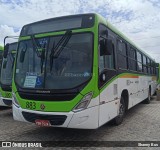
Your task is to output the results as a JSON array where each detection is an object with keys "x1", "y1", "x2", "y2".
[{"x1": 0, "y1": 45, "x2": 3, "y2": 50}]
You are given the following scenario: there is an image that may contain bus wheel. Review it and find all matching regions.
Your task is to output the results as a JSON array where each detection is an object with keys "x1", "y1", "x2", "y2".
[
  {"x1": 144, "y1": 89, "x2": 151, "y2": 104},
  {"x1": 113, "y1": 97, "x2": 125, "y2": 125}
]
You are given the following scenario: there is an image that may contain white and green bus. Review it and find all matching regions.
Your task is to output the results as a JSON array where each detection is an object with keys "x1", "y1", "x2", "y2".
[
  {"x1": 0, "y1": 46, "x2": 4, "y2": 105},
  {"x1": 156, "y1": 64, "x2": 160, "y2": 90},
  {"x1": 12, "y1": 13, "x2": 157, "y2": 129},
  {"x1": 0, "y1": 42, "x2": 17, "y2": 106},
  {"x1": 0, "y1": 46, "x2": 3, "y2": 67}
]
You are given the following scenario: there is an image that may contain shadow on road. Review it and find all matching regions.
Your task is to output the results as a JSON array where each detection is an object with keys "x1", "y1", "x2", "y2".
[{"x1": 0, "y1": 106, "x2": 11, "y2": 111}]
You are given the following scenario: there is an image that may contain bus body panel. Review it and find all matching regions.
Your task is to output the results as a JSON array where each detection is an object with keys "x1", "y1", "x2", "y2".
[
  {"x1": 0, "y1": 42, "x2": 17, "y2": 107},
  {"x1": 0, "y1": 87, "x2": 12, "y2": 106},
  {"x1": 0, "y1": 97, "x2": 12, "y2": 106},
  {"x1": 12, "y1": 13, "x2": 157, "y2": 129},
  {"x1": 118, "y1": 75, "x2": 156, "y2": 109},
  {"x1": 0, "y1": 97, "x2": 8, "y2": 106},
  {"x1": 13, "y1": 103, "x2": 99, "y2": 129},
  {"x1": 98, "y1": 73, "x2": 157, "y2": 128},
  {"x1": 0, "y1": 47, "x2": 3, "y2": 105},
  {"x1": 99, "y1": 79, "x2": 119, "y2": 126}
]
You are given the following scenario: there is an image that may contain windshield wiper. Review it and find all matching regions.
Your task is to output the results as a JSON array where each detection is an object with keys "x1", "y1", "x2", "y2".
[
  {"x1": 40, "y1": 43, "x2": 46, "y2": 73},
  {"x1": 31, "y1": 35, "x2": 46, "y2": 73},
  {"x1": 31, "y1": 35, "x2": 41, "y2": 57},
  {"x1": 50, "y1": 30, "x2": 72, "y2": 71}
]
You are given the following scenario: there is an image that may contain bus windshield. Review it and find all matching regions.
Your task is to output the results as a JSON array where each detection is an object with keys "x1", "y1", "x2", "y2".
[
  {"x1": 1, "y1": 43, "x2": 17, "y2": 86},
  {"x1": 15, "y1": 33, "x2": 93, "y2": 90},
  {"x1": 0, "y1": 48, "x2": 3, "y2": 70}
]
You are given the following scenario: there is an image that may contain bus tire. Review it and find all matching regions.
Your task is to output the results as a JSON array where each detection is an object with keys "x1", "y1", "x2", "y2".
[
  {"x1": 113, "y1": 97, "x2": 125, "y2": 125},
  {"x1": 144, "y1": 89, "x2": 151, "y2": 104}
]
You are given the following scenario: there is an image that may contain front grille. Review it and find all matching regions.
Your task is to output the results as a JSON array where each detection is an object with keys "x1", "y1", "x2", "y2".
[
  {"x1": 1, "y1": 84, "x2": 12, "y2": 92},
  {"x1": 5, "y1": 92, "x2": 12, "y2": 98},
  {"x1": 18, "y1": 91, "x2": 77, "y2": 101},
  {"x1": 3, "y1": 99, "x2": 12, "y2": 106},
  {"x1": 22, "y1": 111, "x2": 67, "y2": 125}
]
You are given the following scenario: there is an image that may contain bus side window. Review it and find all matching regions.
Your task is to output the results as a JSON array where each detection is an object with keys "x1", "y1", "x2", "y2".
[
  {"x1": 117, "y1": 39, "x2": 127, "y2": 69},
  {"x1": 128, "y1": 47, "x2": 137, "y2": 71},
  {"x1": 137, "y1": 51, "x2": 143, "y2": 72},
  {"x1": 98, "y1": 24, "x2": 107, "y2": 73},
  {"x1": 98, "y1": 24, "x2": 115, "y2": 73},
  {"x1": 147, "y1": 58, "x2": 151, "y2": 74},
  {"x1": 143, "y1": 55, "x2": 147, "y2": 74},
  {"x1": 104, "y1": 40, "x2": 115, "y2": 69},
  {"x1": 99, "y1": 54, "x2": 105, "y2": 73}
]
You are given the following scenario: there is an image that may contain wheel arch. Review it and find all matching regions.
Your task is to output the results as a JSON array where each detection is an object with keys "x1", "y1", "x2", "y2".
[
  {"x1": 149, "y1": 85, "x2": 151, "y2": 93},
  {"x1": 121, "y1": 89, "x2": 129, "y2": 111}
]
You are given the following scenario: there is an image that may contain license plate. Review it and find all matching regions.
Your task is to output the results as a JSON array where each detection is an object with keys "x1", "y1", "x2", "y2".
[{"x1": 35, "y1": 119, "x2": 51, "y2": 127}]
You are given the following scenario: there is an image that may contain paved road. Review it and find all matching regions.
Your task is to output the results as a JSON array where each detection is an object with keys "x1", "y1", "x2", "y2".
[{"x1": 0, "y1": 97, "x2": 160, "y2": 149}]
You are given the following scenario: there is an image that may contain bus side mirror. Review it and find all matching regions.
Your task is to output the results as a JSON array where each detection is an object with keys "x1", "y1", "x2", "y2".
[
  {"x1": 100, "y1": 39, "x2": 113, "y2": 56},
  {"x1": 3, "y1": 44, "x2": 9, "y2": 59}
]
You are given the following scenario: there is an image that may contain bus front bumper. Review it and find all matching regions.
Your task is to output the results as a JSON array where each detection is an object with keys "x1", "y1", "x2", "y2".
[
  {"x1": 13, "y1": 104, "x2": 99, "y2": 129},
  {"x1": 0, "y1": 97, "x2": 12, "y2": 107}
]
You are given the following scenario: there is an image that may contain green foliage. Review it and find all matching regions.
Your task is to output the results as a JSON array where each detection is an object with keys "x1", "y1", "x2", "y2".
[{"x1": 0, "y1": 45, "x2": 3, "y2": 50}]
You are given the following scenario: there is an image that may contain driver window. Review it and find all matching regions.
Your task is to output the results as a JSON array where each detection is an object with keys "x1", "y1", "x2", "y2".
[{"x1": 99, "y1": 24, "x2": 115, "y2": 74}]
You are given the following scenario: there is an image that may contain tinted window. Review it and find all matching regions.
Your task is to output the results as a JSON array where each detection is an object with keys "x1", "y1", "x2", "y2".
[
  {"x1": 118, "y1": 40, "x2": 127, "y2": 69},
  {"x1": 98, "y1": 24, "x2": 106, "y2": 73},
  {"x1": 104, "y1": 53, "x2": 114, "y2": 69},
  {"x1": 118, "y1": 40, "x2": 126, "y2": 55},
  {"x1": 143, "y1": 55, "x2": 147, "y2": 73},
  {"x1": 15, "y1": 33, "x2": 93, "y2": 90},
  {"x1": 137, "y1": 52, "x2": 142, "y2": 63},
  {"x1": 99, "y1": 55, "x2": 105, "y2": 73},
  {"x1": 1, "y1": 43, "x2": 17, "y2": 86},
  {"x1": 137, "y1": 52, "x2": 142, "y2": 72},
  {"x1": 147, "y1": 58, "x2": 151, "y2": 74},
  {"x1": 128, "y1": 47, "x2": 136, "y2": 71},
  {"x1": 99, "y1": 24, "x2": 115, "y2": 72},
  {"x1": 150, "y1": 60, "x2": 153, "y2": 74},
  {"x1": 151, "y1": 61, "x2": 156, "y2": 75},
  {"x1": 143, "y1": 55, "x2": 147, "y2": 65},
  {"x1": 156, "y1": 67, "x2": 159, "y2": 79}
]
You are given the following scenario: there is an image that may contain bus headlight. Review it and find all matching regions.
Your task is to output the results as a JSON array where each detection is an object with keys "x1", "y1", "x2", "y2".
[
  {"x1": 73, "y1": 92, "x2": 93, "y2": 112},
  {"x1": 12, "y1": 92, "x2": 20, "y2": 108}
]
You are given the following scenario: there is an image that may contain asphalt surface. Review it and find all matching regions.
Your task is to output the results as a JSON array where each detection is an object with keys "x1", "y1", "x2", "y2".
[{"x1": 0, "y1": 96, "x2": 160, "y2": 149}]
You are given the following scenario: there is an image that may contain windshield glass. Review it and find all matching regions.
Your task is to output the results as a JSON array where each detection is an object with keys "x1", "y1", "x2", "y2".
[
  {"x1": 15, "y1": 33, "x2": 93, "y2": 90},
  {"x1": 0, "y1": 50, "x2": 3, "y2": 70},
  {"x1": 1, "y1": 43, "x2": 17, "y2": 86}
]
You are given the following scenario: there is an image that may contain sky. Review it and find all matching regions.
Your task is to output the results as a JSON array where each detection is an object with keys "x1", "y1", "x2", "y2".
[{"x1": 0, "y1": 0, "x2": 160, "y2": 62}]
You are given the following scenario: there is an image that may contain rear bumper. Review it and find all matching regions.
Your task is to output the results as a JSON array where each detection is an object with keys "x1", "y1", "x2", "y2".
[
  {"x1": 13, "y1": 104, "x2": 99, "y2": 129},
  {"x1": 0, "y1": 97, "x2": 12, "y2": 107}
]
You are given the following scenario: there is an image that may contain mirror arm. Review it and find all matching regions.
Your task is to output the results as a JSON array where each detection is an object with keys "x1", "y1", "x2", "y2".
[
  {"x1": 4, "y1": 36, "x2": 9, "y2": 47},
  {"x1": 4, "y1": 36, "x2": 19, "y2": 47}
]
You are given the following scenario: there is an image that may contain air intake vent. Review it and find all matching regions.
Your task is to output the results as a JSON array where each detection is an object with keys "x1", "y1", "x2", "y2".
[{"x1": 22, "y1": 111, "x2": 67, "y2": 125}]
